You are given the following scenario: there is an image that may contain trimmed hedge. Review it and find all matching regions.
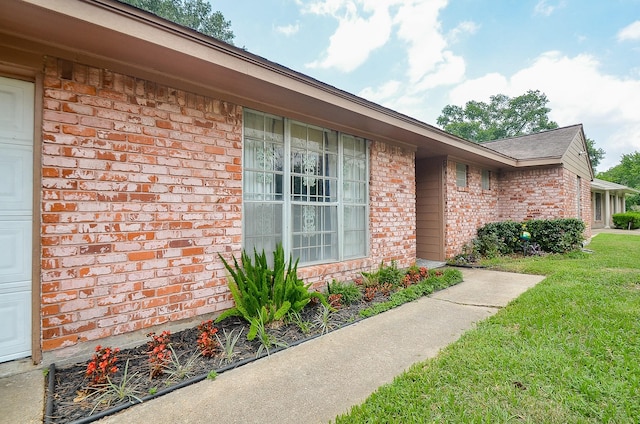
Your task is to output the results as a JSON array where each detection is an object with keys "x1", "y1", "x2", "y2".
[
  {"x1": 473, "y1": 218, "x2": 585, "y2": 256},
  {"x1": 612, "y1": 212, "x2": 640, "y2": 230},
  {"x1": 525, "y1": 218, "x2": 586, "y2": 253}
]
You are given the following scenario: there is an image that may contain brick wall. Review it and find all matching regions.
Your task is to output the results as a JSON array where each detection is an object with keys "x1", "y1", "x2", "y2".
[
  {"x1": 41, "y1": 58, "x2": 243, "y2": 353},
  {"x1": 497, "y1": 167, "x2": 566, "y2": 222},
  {"x1": 39, "y1": 58, "x2": 418, "y2": 358},
  {"x1": 444, "y1": 160, "x2": 499, "y2": 258},
  {"x1": 368, "y1": 142, "x2": 416, "y2": 268},
  {"x1": 444, "y1": 164, "x2": 592, "y2": 258}
]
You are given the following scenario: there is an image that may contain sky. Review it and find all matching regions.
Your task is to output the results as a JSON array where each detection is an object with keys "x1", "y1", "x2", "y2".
[{"x1": 214, "y1": 0, "x2": 640, "y2": 172}]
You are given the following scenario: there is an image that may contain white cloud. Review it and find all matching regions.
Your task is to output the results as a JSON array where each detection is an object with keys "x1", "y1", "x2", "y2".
[
  {"x1": 276, "y1": 23, "x2": 300, "y2": 36},
  {"x1": 617, "y1": 21, "x2": 640, "y2": 42},
  {"x1": 414, "y1": 51, "x2": 466, "y2": 91},
  {"x1": 446, "y1": 51, "x2": 640, "y2": 171},
  {"x1": 448, "y1": 20, "x2": 479, "y2": 43},
  {"x1": 304, "y1": 1, "x2": 393, "y2": 72},
  {"x1": 358, "y1": 80, "x2": 402, "y2": 103},
  {"x1": 393, "y1": 0, "x2": 449, "y2": 83},
  {"x1": 534, "y1": 0, "x2": 562, "y2": 17},
  {"x1": 303, "y1": 0, "x2": 466, "y2": 90}
]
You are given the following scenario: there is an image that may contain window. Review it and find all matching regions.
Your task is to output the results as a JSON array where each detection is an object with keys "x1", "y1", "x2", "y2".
[
  {"x1": 595, "y1": 192, "x2": 602, "y2": 221},
  {"x1": 456, "y1": 163, "x2": 467, "y2": 187},
  {"x1": 577, "y1": 176, "x2": 582, "y2": 216},
  {"x1": 481, "y1": 169, "x2": 491, "y2": 190},
  {"x1": 243, "y1": 109, "x2": 368, "y2": 265}
]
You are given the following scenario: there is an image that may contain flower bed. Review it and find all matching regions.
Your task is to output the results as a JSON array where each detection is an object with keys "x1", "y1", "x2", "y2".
[{"x1": 44, "y1": 267, "x2": 462, "y2": 424}]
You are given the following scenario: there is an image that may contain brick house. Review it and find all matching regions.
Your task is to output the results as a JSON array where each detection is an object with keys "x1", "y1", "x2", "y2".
[{"x1": 0, "y1": 0, "x2": 593, "y2": 365}]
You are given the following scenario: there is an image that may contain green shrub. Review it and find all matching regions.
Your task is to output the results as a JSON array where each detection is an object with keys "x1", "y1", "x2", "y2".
[
  {"x1": 612, "y1": 212, "x2": 640, "y2": 229},
  {"x1": 471, "y1": 218, "x2": 585, "y2": 259},
  {"x1": 476, "y1": 221, "x2": 521, "y2": 254},
  {"x1": 216, "y1": 244, "x2": 325, "y2": 340},
  {"x1": 361, "y1": 261, "x2": 404, "y2": 288},
  {"x1": 327, "y1": 280, "x2": 362, "y2": 305},
  {"x1": 525, "y1": 218, "x2": 585, "y2": 253},
  {"x1": 376, "y1": 260, "x2": 404, "y2": 287}
]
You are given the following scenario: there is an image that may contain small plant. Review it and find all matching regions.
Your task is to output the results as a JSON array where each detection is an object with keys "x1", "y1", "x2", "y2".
[
  {"x1": 403, "y1": 266, "x2": 429, "y2": 287},
  {"x1": 327, "y1": 280, "x2": 362, "y2": 305},
  {"x1": 196, "y1": 320, "x2": 220, "y2": 357},
  {"x1": 328, "y1": 293, "x2": 343, "y2": 309},
  {"x1": 216, "y1": 244, "x2": 327, "y2": 339},
  {"x1": 85, "y1": 345, "x2": 120, "y2": 387},
  {"x1": 377, "y1": 260, "x2": 404, "y2": 287},
  {"x1": 88, "y1": 359, "x2": 143, "y2": 414},
  {"x1": 146, "y1": 331, "x2": 171, "y2": 378},
  {"x1": 207, "y1": 370, "x2": 218, "y2": 380},
  {"x1": 214, "y1": 327, "x2": 244, "y2": 365},
  {"x1": 163, "y1": 345, "x2": 202, "y2": 382},
  {"x1": 360, "y1": 271, "x2": 379, "y2": 288},
  {"x1": 253, "y1": 309, "x2": 287, "y2": 357},
  {"x1": 314, "y1": 303, "x2": 334, "y2": 335},
  {"x1": 149, "y1": 387, "x2": 158, "y2": 395},
  {"x1": 363, "y1": 285, "x2": 377, "y2": 302},
  {"x1": 379, "y1": 282, "x2": 394, "y2": 296},
  {"x1": 286, "y1": 310, "x2": 313, "y2": 335}
]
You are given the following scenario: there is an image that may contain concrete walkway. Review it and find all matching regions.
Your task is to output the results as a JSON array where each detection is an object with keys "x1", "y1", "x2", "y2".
[{"x1": 0, "y1": 268, "x2": 544, "y2": 424}]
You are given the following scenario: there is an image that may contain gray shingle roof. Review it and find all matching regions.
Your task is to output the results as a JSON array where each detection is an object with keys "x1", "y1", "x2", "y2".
[{"x1": 481, "y1": 124, "x2": 583, "y2": 160}]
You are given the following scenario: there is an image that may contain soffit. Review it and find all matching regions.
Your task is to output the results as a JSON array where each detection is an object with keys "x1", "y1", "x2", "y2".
[{"x1": 1, "y1": 0, "x2": 519, "y2": 168}]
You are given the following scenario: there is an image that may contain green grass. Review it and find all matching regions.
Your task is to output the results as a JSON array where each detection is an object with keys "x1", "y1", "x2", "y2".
[{"x1": 334, "y1": 234, "x2": 640, "y2": 423}]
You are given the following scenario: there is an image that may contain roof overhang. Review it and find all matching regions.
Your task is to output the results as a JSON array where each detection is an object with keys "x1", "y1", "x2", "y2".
[
  {"x1": 591, "y1": 179, "x2": 639, "y2": 195},
  {"x1": 0, "y1": 0, "x2": 525, "y2": 169}
]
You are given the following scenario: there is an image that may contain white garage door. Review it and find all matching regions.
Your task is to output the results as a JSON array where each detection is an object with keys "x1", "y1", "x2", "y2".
[{"x1": 0, "y1": 76, "x2": 33, "y2": 362}]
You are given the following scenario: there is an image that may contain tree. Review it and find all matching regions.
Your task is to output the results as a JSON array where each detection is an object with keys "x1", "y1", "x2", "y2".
[
  {"x1": 436, "y1": 90, "x2": 559, "y2": 142},
  {"x1": 597, "y1": 152, "x2": 640, "y2": 210},
  {"x1": 585, "y1": 137, "x2": 605, "y2": 170},
  {"x1": 437, "y1": 90, "x2": 604, "y2": 173},
  {"x1": 120, "y1": 0, "x2": 235, "y2": 44}
]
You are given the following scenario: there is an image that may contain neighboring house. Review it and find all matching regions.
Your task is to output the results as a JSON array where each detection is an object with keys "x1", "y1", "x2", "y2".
[
  {"x1": 591, "y1": 179, "x2": 639, "y2": 229},
  {"x1": 0, "y1": 0, "x2": 592, "y2": 365}
]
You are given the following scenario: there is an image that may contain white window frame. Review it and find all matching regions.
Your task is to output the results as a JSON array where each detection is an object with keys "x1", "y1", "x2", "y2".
[
  {"x1": 242, "y1": 109, "x2": 369, "y2": 266},
  {"x1": 481, "y1": 169, "x2": 491, "y2": 190},
  {"x1": 456, "y1": 162, "x2": 468, "y2": 188}
]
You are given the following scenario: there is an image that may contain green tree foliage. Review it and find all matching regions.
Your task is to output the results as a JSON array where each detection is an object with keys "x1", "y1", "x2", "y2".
[
  {"x1": 597, "y1": 151, "x2": 640, "y2": 209},
  {"x1": 585, "y1": 137, "x2": 605, "y2": 170},
  {"x1": 119, "y1": 0, "x2": 234, "y2": 44},
  {"x1": 436, "y1": 90, "x2": 559, "y2": 142},
  {"x1": 437, "y1": 90, "x2": 605, "y2": 173}
]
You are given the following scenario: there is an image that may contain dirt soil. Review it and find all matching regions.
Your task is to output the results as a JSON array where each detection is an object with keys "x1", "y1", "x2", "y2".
[{"x1": 46, "y1": 294, "x2": 394, "y2": 424}]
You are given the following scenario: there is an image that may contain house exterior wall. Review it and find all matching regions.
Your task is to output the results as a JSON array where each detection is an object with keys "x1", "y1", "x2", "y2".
[
  {"x1": 40, "y1": 58, "x2": 244, "y2": 354},
  {"x1": 497, "y1": 167, "x2": 591, "y2": 238},
  {"x1": 443, "y1": 160, "x2": 499, "y2": 258},
  {"x1": 38, "y1": 58, "x2": 417, "y2": 359},
  {"x1": 444, "y1": 164, "x2": 592, "y2": 258},
  {"x1": 497, "y1": 167, "x2": 566, "y2": 222}
]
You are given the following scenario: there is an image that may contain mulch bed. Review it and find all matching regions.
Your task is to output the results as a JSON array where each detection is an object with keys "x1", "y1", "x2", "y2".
[{"x1": 45, "y1": 292, "x2": 400, "y2": 424}]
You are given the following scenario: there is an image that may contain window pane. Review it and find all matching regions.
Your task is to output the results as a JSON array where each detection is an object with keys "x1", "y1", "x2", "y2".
[
  {"x1": 481, "y1": 169, "x2": 490, "y2": 190},
  {"x1": 456, "y1": 163, "x2": 467, "y2": 187},
  {"x1": 243, "y1": 109, "x2": 368, "y2": 265},
  {"x1": 244, "y1": 202, "x2": 283, "y2": 255},
  {"x1": 344, "y1": 206, "x2": 366, "y2": 258},
  {"x1": 291, "y1": 204, "x2": 337, "y2": 263}
]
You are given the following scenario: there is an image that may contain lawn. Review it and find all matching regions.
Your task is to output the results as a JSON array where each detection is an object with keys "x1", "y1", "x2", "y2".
[{"x1": 334, "y1": 234, "x2": 640, "y2": 423}]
